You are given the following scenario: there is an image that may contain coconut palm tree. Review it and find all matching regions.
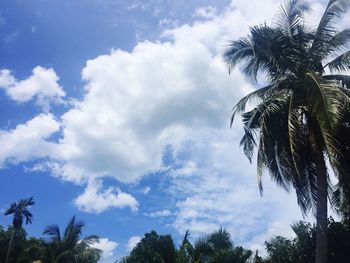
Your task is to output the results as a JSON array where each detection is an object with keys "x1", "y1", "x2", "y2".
[
  {"x1": 223, "y1": 0, "x2": 350, "y2": 262},
  {"x1": 4, "y1": 196, "x2": 35, "y2": 263},
  {"x1": 42, "y1": 215, "x2": 100, "y2": 263}
]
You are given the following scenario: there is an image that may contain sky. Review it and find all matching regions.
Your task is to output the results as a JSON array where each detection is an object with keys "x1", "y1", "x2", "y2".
[{"x1": 0, "y1": 0, "x2": 348, "y2": 262}]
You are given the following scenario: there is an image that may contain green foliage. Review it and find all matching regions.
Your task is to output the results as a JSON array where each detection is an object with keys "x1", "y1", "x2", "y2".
[
  {"x1": 264, "y1": 219, "x2": 350, "y2": 263},
  {"x1": 0, "y1": 226, "x2": 30, "y2": 263},
  {"x1": 0, "y1": 212, "x2": 100, "y2": 263},
  {"x1": 194, "y1": 229, "x2": 252, "y2": 263},
  {"x1": 121, "y1": 231, "x2": 176, "y2": 263},
  {"x1": 4, "y1": 197, "x2": 36, "y2": 263},
  {"x1": 120, "y1": 228, "x2": 254, "y2": 263},
  {"x1": 5, "y1": 197, "x2": 35, "y2": 230},
  {"x1": 41, "y1": 215, "x2": 101, "y2": 263}
]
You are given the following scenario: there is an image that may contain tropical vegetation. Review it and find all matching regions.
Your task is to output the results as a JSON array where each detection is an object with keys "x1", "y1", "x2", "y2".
[
  {"x1": 223, "y1": 0, "x2": 350, "y2": 262},
  {"x1": 119, "y1": 219, "x2": 350, "y2": 262},
  {"x1": 2, "y1": 196, "x2": 350, "y2": 262},
  {"x1": 119, "y1": 229, "x2": 261, "y2": 263},
  {"x1": 1, "y1": 197, "x2": 101, "y2": 263}
]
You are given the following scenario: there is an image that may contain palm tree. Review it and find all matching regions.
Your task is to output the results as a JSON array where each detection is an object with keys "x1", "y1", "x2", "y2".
[
  {"x1": 4, "y1": 196, "x2": 35, "y2": 263},
  {"x1": 223, "y1": 0, "x2": 350, "y2": 262},
  {"x1": 42, "y1": 215, "x2": 100, "y2": 263},
  {"x1": 177, "y1": 229, "x2": 252, "y2": 263}
]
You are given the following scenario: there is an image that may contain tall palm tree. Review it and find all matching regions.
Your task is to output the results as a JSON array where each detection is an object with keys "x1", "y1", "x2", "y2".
[
  {"x1": 223, "y1": 0, "x2": 350, "y2": 262},
  {"x1": 42, "y1": 215, "x2": 100, "y2": 263},
  {"x1": 4, "y1": 196, "x2": 35, "y2": 263}
]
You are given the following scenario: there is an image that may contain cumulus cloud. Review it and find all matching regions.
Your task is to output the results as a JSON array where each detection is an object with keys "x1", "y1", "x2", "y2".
[
  {"x1": 126, "y1": 236, "x2": 142, "y2": 252},
  {"x1": 0, "y1": 0, "x2": 335, "y2": 240},
  {"x1": 54, "y1": 35, "x2": 249, "y2": 184},
  {"x1": 0, "y1": 114, "x2": 60, "y2": 167},
  {"x1": 73, "y1": 179, "x2": 139, "y2": 213},
  {"x1": 91, "y1": 238, "x2": 118, "y2": 259},
  {"x1": 164, "y1": 129, "x2": 304, "y2": 243},
  {"x1": 0, "y1": 66, "x2": 65, "y2": 111},
  {"x1": 28, "y1": 162, "x2": 86, "y2": 185}
]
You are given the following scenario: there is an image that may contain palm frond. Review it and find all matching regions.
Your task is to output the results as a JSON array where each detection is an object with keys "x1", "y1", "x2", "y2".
[
  {"x1": 304, "y1": 73, "x2": 350, "y2": 184},
  {"x1": 309, "y1": 0, "x2": 349, "y2": 63},
  {"x1": 254, "y1": 92, "x2": 292, "y2": 194},
  {"x1": 325, "y1": 50, "x2": 350, "y2": 72},
  {"x1": 231, "y1": 84, "x2": 276, "y2": 125},
  {"x1": 274, "y1": 0, "x2": 310, "y2": 38},
  {"x1": 194, "y1": 235, "x2": 213, "y2": 258},
  {"x1": 4, "y1": 204, "x2": 16, "y2": 215},
  {"x1": 224, "y1": 37, "x2": 254, "y2": 74},
  {"x1": 225, "y1": 25, "x2": 296, "y2": 82},
  {"x1": 81, "y1": 234, "x2": 99, "y2": 246},
  {"x1": 323, "y1": 74, "x2": 350, "y2": 88},
  {"x1": 240, "y1": 127, "x2": 256, "y2": 163},
  {"x1": 43, "y1": 224, "x2": 62, "y2": 242},
  {"x1": 326, "y1": 29, "x2": 350, "y2": 54}
]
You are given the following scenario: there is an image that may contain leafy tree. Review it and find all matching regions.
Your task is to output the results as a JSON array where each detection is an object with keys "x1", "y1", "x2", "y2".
[
  {"x1": 264, "y1": 219, "x2": 350, "y2": 263},
  {"x1": 4, "y1": 197, "x2": 35, "y2": 263},
  {"x1": 327, "y1": 217, "x2": 350, "y2": 263},
  {"x1": 41, "y1": 215, "x2": 101, "y2": 263},
  {"x1": 224, "y1": 0, "x2": 350, "y2": 262},
  {"x1": 265, "y1": 236, "x2": 299, "y2": 263},
  {"x1": 0, "y1": 226, "x2": 45, "y2": 263},
  {"x1": 121, "y1": 231, "x2": 176, "y2": 263}
]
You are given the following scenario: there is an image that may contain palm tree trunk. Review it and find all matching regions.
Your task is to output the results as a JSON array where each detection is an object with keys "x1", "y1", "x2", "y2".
[
  {"x1": 5, "y1": 229, "x2": 15, "y2": 263},
  {"x1": 314, "y1": 150, "x2": 328, "y2": 263},
  {"x1": 309, "y1": 120, "x2": 328, "y2": 263}
]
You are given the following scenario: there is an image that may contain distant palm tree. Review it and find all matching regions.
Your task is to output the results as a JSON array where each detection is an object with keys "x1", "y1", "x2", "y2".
[
  {"x1": 177, "y1": 229, "x2": 252, "y2": 263},
  {"x1": 4, "y1": 196, "x2": 35, "y2": 263},
  {"x1": 224, "y1": 0, "x2": 350, "y2": 262},
  {"x1": 42, "y1": 215, "x2": 100, "y2": 263}
]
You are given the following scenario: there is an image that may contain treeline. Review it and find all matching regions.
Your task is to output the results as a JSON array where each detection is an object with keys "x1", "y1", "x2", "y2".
[
  {"x1": 3, "y1": 197, "x2": 350, "y2": 263},
  {"x1": 0, "y1": 197, "x2": 101, "y2": 263},
  {"x1": 120, "y1": 219, "x2": 350, "y2": 263}
]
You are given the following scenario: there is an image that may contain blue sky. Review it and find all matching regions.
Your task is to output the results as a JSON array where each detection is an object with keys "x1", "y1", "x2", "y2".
[{"x1": 0, "y1": 0, "x2": 346, "y2": 262}]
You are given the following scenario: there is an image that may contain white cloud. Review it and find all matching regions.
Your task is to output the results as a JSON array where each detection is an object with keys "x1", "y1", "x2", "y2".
[
  {"x1": 245, "y1": 220, "x2": 296, "y2": 256},
  {"x1": 74, "y1": 179, "x2": 139, "y2": 213},
  {"x1": 28, "y1": 162, "x2": 86, "y2": 185},
  {"x1": 126, "y1": 235, "x2": 142, "y2": 252},
  {"x1": 159, "y1": 18, "x2": 178, "y2": 28},
  {"x1": 0, "y1": 69, "x2": 15, "y2": 87},
  {"x1": 0, "y1": 114, "x2": 60, "y2": 167},
  {"x1": 0, "y1": 66, "x2": 65, "y2": 111},
  {"x1": 170, "y1": 161, "x2": 198, "y2": 177},
  {"x1": 54, "y1": 34, "x2": 249, "y2": 185},
  {"x1": 165, "y1": 129, "x2": 304, "y2": 244},
  {"x1": 91, "y1": 238, "x2": 118, "y2": 259},
  {"x1": 145, "y1": 209, "x2": 173, "y2": 218},
  {"x1": 0, "y1": 0, "x2": 338, "y2": 235},
  {"x1": 194, "y1": 6, "x2": 217, "y2": 19}
]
